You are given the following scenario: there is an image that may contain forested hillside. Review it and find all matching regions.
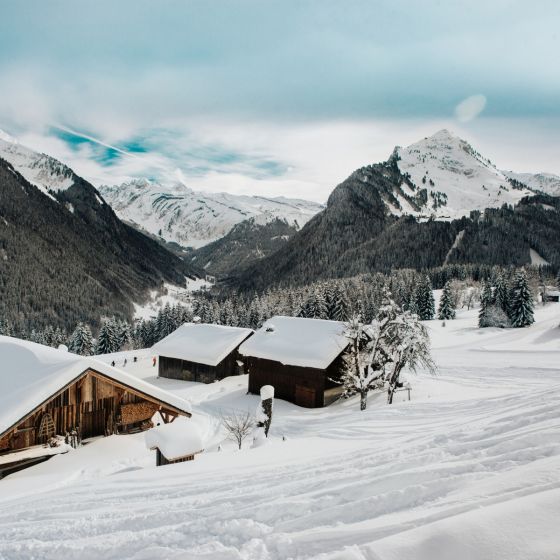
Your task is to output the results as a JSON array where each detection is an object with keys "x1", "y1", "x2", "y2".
[
  {"x1": 230, "y1": 159, "x2": 560, "y2": 292},
  {"x1": 0, "y1": 158, "x2": 199, "y2": 332},
  {"x1": 190, "y1": 217, "x2": 300, "y2": 277}
]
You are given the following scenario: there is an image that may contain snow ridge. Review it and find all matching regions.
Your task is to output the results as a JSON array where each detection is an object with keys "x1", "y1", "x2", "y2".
[
  {"x1": 99, "y1": 178, "x2": 324, "y2": 248},
  {"x1": 0, "y1": 130, "x2": 76, "y2": 197}
]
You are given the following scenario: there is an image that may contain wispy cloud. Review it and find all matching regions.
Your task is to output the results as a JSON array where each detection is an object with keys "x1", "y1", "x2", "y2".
[{"x1": 1, "y1": 1, "x2": 559, "y2": 199}]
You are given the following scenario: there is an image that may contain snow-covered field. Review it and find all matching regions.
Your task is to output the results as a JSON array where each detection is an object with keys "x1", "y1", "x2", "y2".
[{"x1": 1, "y1": 304, "x2": 559, "y2": 559}]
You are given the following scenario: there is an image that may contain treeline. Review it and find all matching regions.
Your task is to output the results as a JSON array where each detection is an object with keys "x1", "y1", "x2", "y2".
[{"x1": 4, "y1": 264, "x2": 555, "y2": 355}]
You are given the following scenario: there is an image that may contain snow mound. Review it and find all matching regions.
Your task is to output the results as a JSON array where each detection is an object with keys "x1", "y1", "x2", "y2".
[{"x1": 145, "y1": 418, "x2": 203, "y2": 461}]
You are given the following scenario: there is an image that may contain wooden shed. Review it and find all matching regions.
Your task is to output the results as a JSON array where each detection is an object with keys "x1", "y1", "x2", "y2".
[
  {"x1": 145, "y1": 419, "x2": 203, "y2": 466},
  {"x1": 239, "y1": 316, "x2": 350, "y2": 408},
  {"x1": 543, "y1": 288, "x2": 560, "y2": 303},
  {"x1": 0, "y1": 336, "x2": 192, "y2": 463},
  {"x1": 152, "y1": 323, "x2": 253, "y2": 383}
]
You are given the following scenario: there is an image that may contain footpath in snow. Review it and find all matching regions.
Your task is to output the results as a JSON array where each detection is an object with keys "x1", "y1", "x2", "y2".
[{"x1": 0, "y1": 304, "x2": 559, "y2": 559}]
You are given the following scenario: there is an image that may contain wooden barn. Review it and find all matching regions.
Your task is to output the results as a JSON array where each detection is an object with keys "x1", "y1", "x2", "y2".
[
  {"x1": 0, "y1": 336, "x2": 191, "y2": 473},
  {"x1": 239, "y1": 316, "x2": 350, "y2": 408},
  {"x1": 153, "y1": 323, "x2": 253, "y2": 383}
]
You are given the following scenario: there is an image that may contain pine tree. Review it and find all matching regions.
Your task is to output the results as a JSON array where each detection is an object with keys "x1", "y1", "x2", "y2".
[
  {"x1": 414, "y1": 276, "x2": 435, "y2": 320},
  {"x1": 117, "y1": 320, "x2": 131, "y2": 351},
  {"x1": 329, "y1": 285, "x2": 349, "y2": 321},
  {"x1": 69, "y1": 323, "x2": 94, "y2": 356},
  {"x1": 96, "y1": 320, "x2": 119, "y2": 354},
  {"x1": 494, "y1": 273, "x2": 509, "y2": 314},
  {"x1": 478, "y1": 281, "x2": 493, "y2": 327},
  {"x1": 509, "y1": 270, "x2": 535, "y2": 328},
  {"x1": 438, "y1": 281, "x2": 456, "y2": 320},
  {"x1": 0, "y1": 319, "x2": 12, "y2": 337}
]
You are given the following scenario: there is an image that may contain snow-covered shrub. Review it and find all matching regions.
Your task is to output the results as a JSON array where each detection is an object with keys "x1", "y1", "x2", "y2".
[{"x1": 479, "y1": 306, "x2": 511, "y2": 328}]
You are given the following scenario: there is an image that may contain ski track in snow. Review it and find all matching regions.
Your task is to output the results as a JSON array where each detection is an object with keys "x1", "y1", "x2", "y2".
[{"x1": 1, "y1": 305, "x2": 560, "y2": 559}]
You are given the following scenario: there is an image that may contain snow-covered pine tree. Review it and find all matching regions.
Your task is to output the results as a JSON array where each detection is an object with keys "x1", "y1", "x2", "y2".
[
  {"x1": 68, "y1": 323, "x2": 94, "y2": 356},
  {"x1": 494, "y1": 273, "x2": 509, "y2": 314},
  {"x1": 43, "y1": 325, "x2": 55, "y2": 347},
  {"x1": 0, "y1": 319, "x2": 13, "y2": 337},
  {"x1": 415, "y1": 276, "x2": 435, "y2": 320},
  {"x1": 329, "y1": 285, "x2": 350, "y2": 321},
  {"x1": 437, "y1": 281, "x2": 456, "y2": 320},
  {"x1": 117, "y1": 321, "x2": 131, "y2": 351},
  {"x1": 52, "y1": 327, "x2": 67, "y2": 348},
  {"x1": 96, "y1": 320, "x2": 119, "y2": 354},
  {"x1": 509, "y1": 269, "x2": 535, "y2": 328},
  {"x1": 478, "y1": 281, "x2": 493, "y2": 327}
]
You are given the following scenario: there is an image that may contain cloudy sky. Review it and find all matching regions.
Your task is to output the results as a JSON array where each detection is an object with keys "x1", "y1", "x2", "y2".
[{"x1": 1, "y1": 0, "x2": 559, "y2": 201}]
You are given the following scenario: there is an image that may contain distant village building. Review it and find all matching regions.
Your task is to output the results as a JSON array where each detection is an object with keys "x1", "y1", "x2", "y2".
[
  {"x1": 152, "y1": 323, "x2": 253, "y2": 383},
  {"x1": 145, "y1": 419, "x2": 203, "y2": 466},
  {"x1": 0, "y1": 336, "x2": 191, "y2": 477},
  {"x1": 543, "y1": 287, "x2": 560, "y2": 303},
  {"x1": 239, "y1": 316, "x2": 349, "y2": 408}
]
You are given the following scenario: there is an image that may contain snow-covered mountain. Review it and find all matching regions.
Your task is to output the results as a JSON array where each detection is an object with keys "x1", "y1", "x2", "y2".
[
  {"x1": 503, "y1": 170, "x2": 560, "y2": 196},
  {"x1": 393, "y1": 129, "x2": 534, "y2": 219},
  {"x1": 0, "y1": 130, "x2": 76, "y2": 199},
  {"x1": 98, "y1": 179, "x2": 324, "y2": 248}
]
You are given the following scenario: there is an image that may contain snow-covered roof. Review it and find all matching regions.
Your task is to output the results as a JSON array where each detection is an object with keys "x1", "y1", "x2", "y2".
[
  {"x1": 145, "y1": 419, "x2": 203, "y2": 461},
  {"x1": 545, "y1": 289, "x2": 560, "y2": 297},
  {"x1": 238, "y1": 316, "x2": 349, "y2": 369},
  {"x1": 152, "y1": 323, "x2": 253, "y2": 366},
  {"x1": 0, "y1": 336, "x2": 192, "y2": 438}
]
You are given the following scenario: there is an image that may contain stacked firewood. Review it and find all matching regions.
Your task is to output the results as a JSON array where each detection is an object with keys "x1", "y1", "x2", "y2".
[{"x1": 119, "y1": 402, "x2": 159, "y2": 425}]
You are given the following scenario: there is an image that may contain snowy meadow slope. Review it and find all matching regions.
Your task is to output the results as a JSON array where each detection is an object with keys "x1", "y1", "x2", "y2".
[{"x1": 0, "y1": 303, "x2": 559, "y2": 559}]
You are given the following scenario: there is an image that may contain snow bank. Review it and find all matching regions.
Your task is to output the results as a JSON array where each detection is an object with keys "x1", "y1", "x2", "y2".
[
  {"x1": 145, "y1": 419, "x2": 203, "y2": 461},
  {"x1": 152, "y1": 323, "x2": 253, "y2": 366},
  {"x1": 239, "y1": 316, "x2": 348, "y2": 369}
]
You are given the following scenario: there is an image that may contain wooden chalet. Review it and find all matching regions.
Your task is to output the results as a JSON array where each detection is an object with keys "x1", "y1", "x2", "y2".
[
  {"x1": 145, "y1": 419, "x2": 203, "y2": 466},
  {"x1": 239, "y1": 316, "x2": 350, "y2": 408},
  {"x1": 153, "y1": 323, "x2": 253, "y2": 383},
  {"x1": 0, "y1": 336, "x2": 191, "y2": 471}
]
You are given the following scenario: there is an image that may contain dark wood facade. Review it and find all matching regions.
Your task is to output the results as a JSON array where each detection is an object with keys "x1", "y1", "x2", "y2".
[
  {"x1": 0, "y1": 368, "x2": 190, "y2": 455},
  {"x1": 246, "y1": 354, "x2": 345, "y2": 408},
  {"x1": 155, "y1": 448, "x2": 198, "y2": 466},
  {"x1": 159, "y1": 349, "x2": 245, "y2": 383}
]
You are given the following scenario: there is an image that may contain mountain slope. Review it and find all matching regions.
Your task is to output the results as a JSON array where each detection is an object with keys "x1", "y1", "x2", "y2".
[
  {"x1": 230, "y1": 133, "x2": 560, "y2": 291},
  {"x1": 99, "y1": 179, "x2": 323, "y2": 248},
  {"x1": 393, "y1": 129, "x2": 533, "y2": 218},
  {"x1": 189, "y1": 217, "x2": 300, "y2": 277},
  {"x1": 503, "y1": 170, "x2": 560, "y2": 196},
  {"x1": 0, "y1": 153, "x2": 199, "y2": 332},
  {"x1": 0, "y1": 131, "x2": 77, "y2": 198}
]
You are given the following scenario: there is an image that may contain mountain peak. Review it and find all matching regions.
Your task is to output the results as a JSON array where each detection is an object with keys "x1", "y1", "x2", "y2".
[{"x1": 393, "y1": 130, "x2": 533, "y2": 219}]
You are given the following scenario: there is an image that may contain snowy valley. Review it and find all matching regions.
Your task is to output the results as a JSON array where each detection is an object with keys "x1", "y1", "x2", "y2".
[{"x1": 1, "y1": 300, "x2": 559, "y2": 559}]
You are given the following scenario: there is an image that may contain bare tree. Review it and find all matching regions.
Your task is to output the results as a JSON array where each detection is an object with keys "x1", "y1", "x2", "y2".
[{"x1": 220, "y1": 410, "x2": 255, "y2": 450}]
